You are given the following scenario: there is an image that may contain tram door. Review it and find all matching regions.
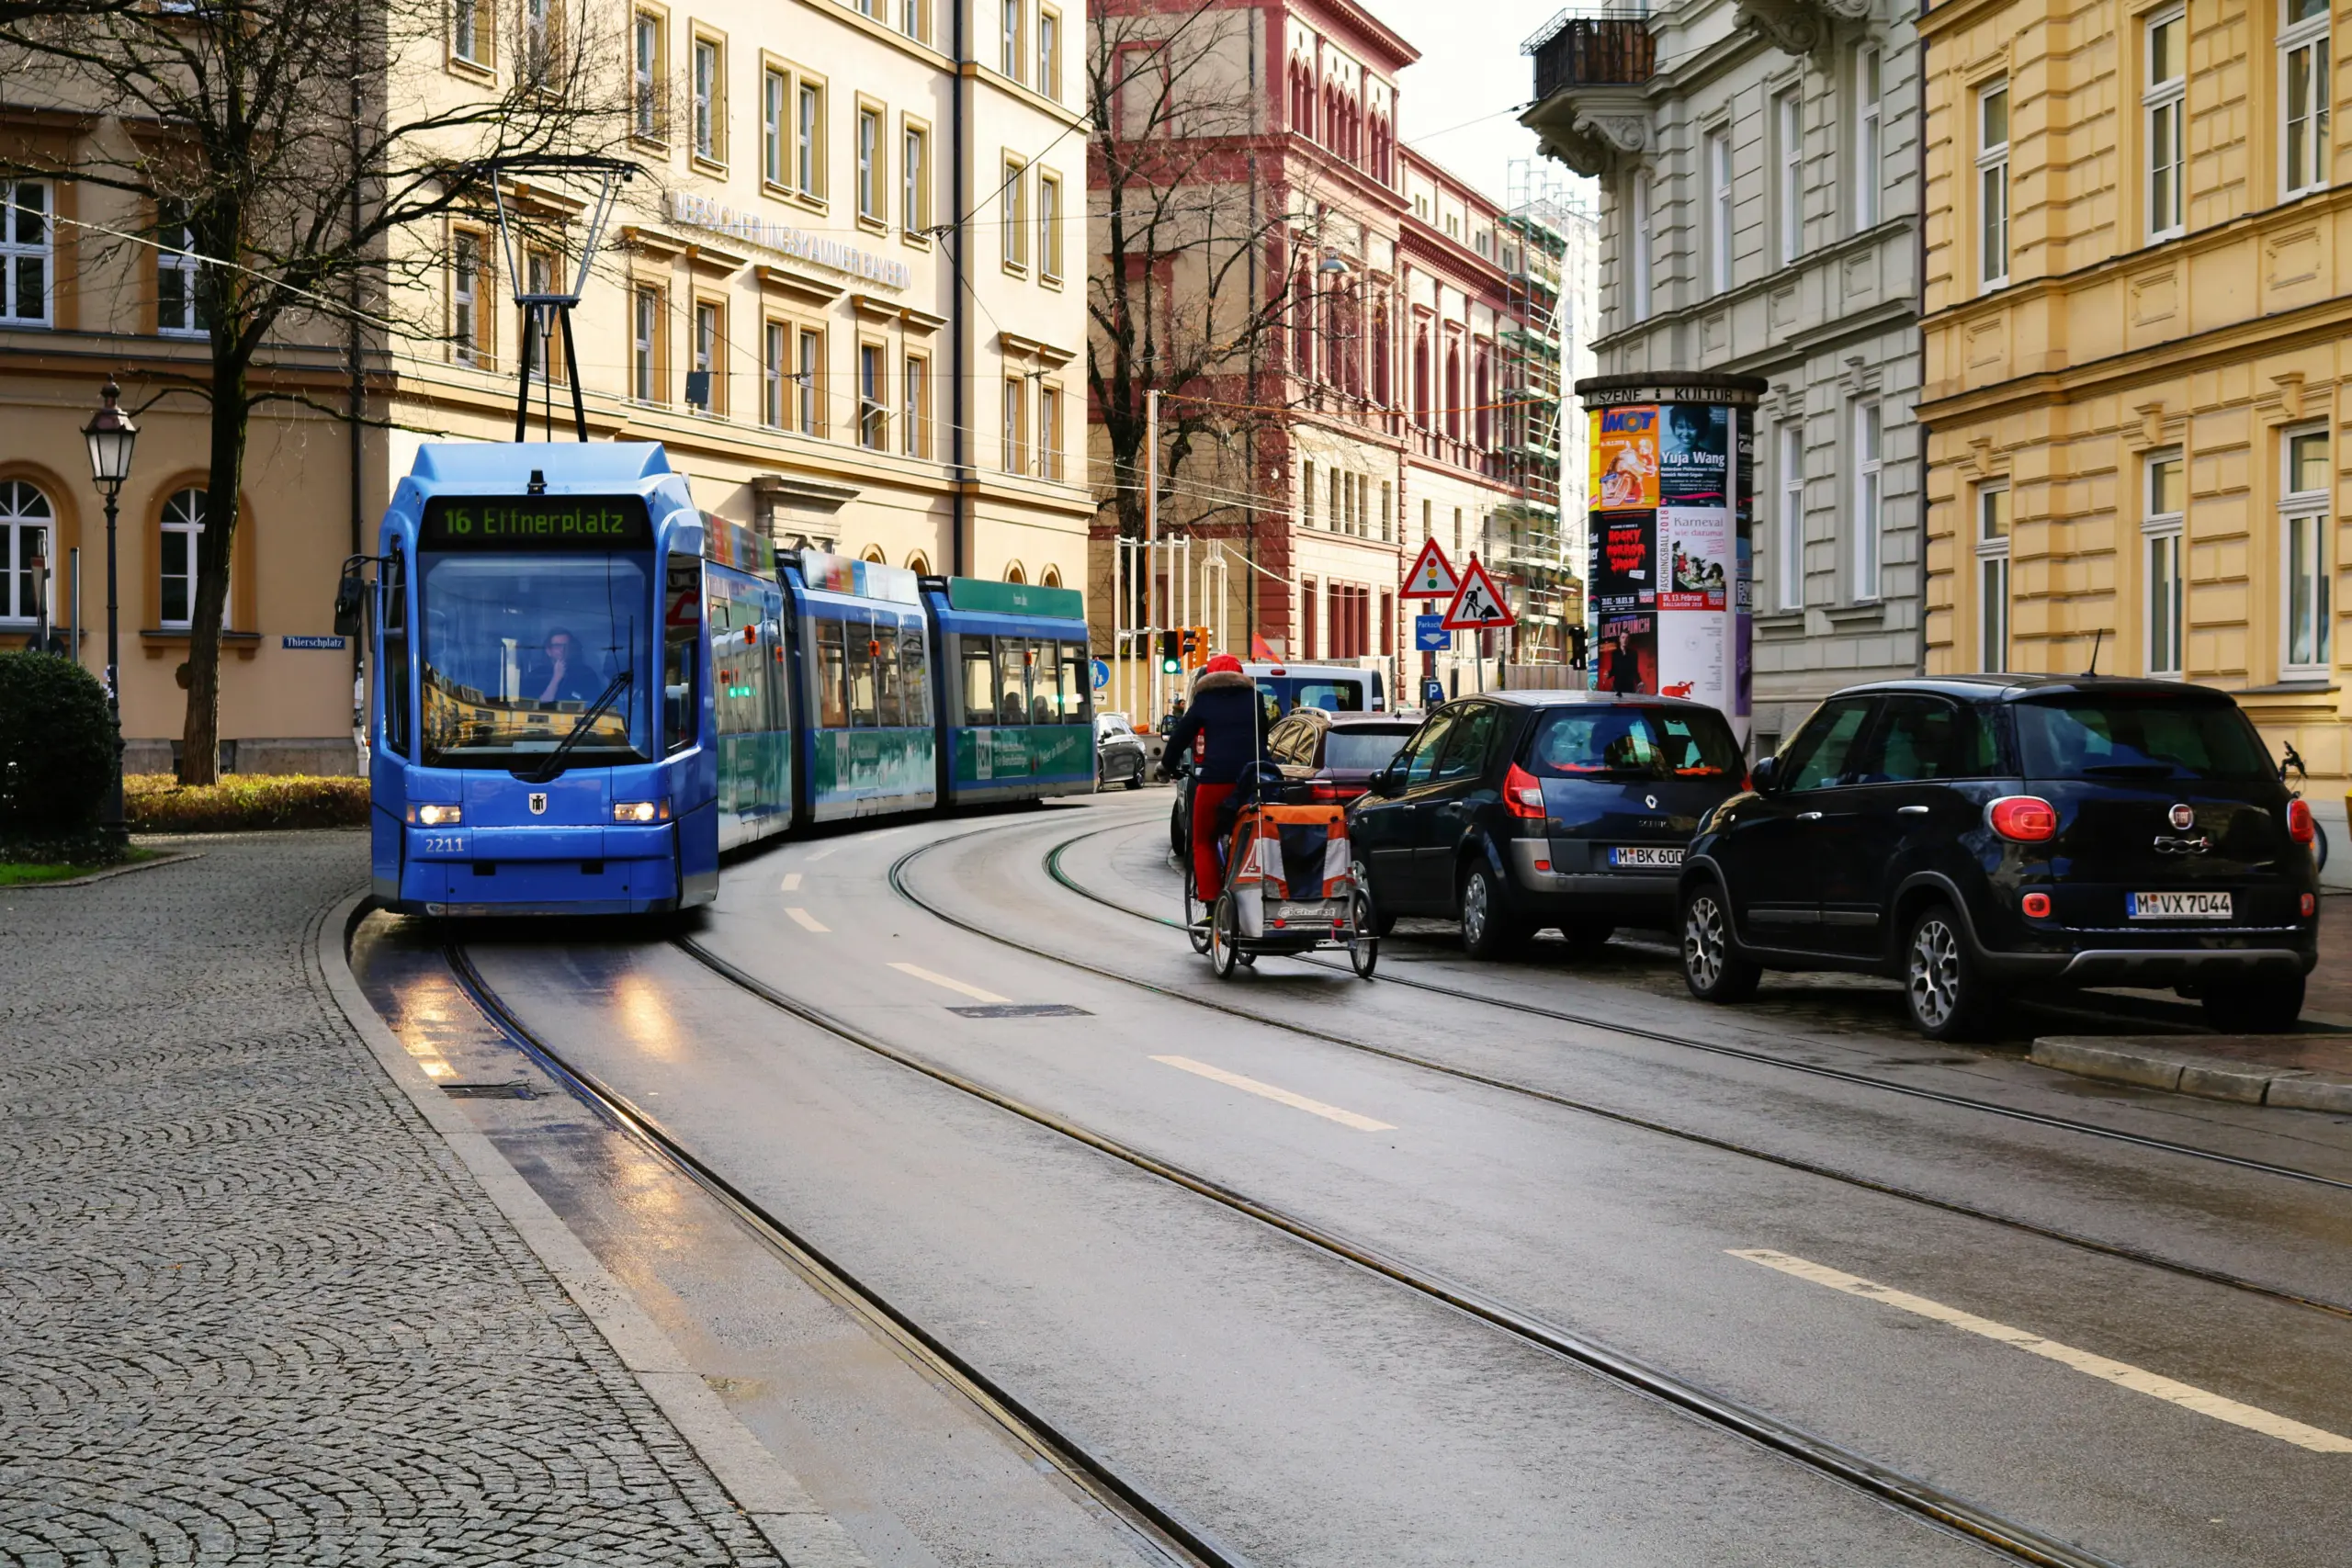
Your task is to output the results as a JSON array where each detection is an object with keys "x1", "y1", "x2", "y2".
[{"x1": 707, "y1": 567, "x2": 791, "y2": 847}]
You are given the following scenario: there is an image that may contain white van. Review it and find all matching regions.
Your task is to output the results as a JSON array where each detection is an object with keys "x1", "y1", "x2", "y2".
[{"x1": 1245, "y1": 661, "x2": 1387, "y2": 718}]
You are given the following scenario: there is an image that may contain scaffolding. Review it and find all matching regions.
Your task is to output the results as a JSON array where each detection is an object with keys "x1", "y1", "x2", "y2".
[{"x1": 1495, "y1": 159, "x2": 1582, "y2": 661}]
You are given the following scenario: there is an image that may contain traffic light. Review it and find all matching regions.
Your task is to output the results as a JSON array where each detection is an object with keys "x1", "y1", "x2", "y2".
[
  {"x1": 1179, "y1": 626, "x2": 1203, "y2": 668},
  {"x1": 1158, "y1": 630, "x2": 1182, "y2": 675}
]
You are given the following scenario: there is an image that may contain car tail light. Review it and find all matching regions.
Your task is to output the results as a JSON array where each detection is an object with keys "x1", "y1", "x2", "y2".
[
  {"x1": 2301, "y1": 893, "x2": 2317, "y2": 918},
  {"x1": 2288, "y1": 798, "x2": 2316, "y2": 845},
  {"x1": 2020, "y1": 891, "x2": 2052, "y2": 919},
  {"x1": 1503, "y1": 762, "x2": 1546, "y2": 819},
  {"x1": 1308, "y1": 779, "x2": 1364, "y2": 803},
  {"x1": 1987, "y1": 795, "x2": 2058, "y2": 842}
]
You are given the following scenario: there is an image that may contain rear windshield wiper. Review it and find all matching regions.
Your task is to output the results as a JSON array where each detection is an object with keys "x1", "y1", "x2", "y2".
[{"x1": 522, "y1": 671, "x2": 632, "y2": 784}]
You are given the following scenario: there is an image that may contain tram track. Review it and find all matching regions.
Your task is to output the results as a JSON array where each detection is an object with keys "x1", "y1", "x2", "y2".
[
  {"x1": 865, "y1": 813, "x2": 2352, "y2": 1326},
  {"x1": 436, "y1": 942, "x2": 1251, "y2": 1568}
]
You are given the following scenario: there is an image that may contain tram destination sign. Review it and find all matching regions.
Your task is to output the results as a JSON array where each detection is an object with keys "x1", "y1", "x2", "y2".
[{"x1": 421, "y1": 494, "x2": 653, "y2": 550}]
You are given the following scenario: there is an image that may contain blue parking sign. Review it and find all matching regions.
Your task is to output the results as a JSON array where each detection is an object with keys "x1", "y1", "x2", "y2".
[{"x1": 1414, "y1": 615, "x2": 1451, "y2": 652}]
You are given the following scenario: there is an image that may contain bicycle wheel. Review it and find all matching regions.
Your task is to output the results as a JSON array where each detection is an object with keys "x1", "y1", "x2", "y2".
[
  {"x1": 1183, "y1": 870, "x2": 1211, "y2": 953},
  {"x1": 1209, "y1": 894, "x2": 1241, "y2": 979}
]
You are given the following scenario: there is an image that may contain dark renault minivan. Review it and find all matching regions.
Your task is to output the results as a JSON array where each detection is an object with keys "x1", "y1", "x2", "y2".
[
  {"x1": 1678, "y1": 676, "x2": 2321, "y2": 1038},
  {"x1": 1351, "y1": 692, "x2": 1748, "y2": 957}
]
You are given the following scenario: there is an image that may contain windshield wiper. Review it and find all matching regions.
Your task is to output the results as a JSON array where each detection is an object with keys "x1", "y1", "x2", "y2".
[{"x1": 521, "y1": 671, "x2": 631, "y2": 784}]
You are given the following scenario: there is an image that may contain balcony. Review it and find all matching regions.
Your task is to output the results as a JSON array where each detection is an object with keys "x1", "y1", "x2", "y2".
[{"x1": 1521, "y1": 5, "x2": 1655, "y2": 177}]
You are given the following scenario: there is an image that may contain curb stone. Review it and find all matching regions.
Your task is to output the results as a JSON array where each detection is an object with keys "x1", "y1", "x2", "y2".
[
  {"x1": 311, "y1": 893, "x2": 873, "y2": 1568},
  {"x1": 2032, "y1": 1034, "x2": 2352, "y2": 1112}
]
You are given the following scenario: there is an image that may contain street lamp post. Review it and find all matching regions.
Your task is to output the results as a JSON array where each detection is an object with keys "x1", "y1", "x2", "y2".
[{"x1": 82, "y1": 379, "x2": 138, "y2": 840}]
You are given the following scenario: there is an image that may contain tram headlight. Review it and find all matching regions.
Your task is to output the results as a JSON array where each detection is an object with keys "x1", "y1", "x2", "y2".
[
  {"x1": 613, "y1": 799, "x2": 668, "y2": 824},
  {"x1": 411, "y1": 803, "x2": 462, "y2": 826}
]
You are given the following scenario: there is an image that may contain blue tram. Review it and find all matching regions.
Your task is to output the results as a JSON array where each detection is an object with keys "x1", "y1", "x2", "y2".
[{"x1": 355, "y1": 442, "x2": 1097, "y2": 917}]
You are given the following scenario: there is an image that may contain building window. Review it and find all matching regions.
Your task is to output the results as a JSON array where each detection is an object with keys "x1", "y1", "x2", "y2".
[
  {"x1": 1, "y1": 180, "x2": 51, "y2": 325},
  {"x1": 632, "y1": 13, "x2": 663, "y2": 140},
  {"x1": 1777, "y1": 420, "x2": 1805, "y2": 611},
  {"x1": 1851, "y1": 401, "x2": 1882, "y2": 600},
  {"x1": 1002, "y1": 376, "x2": 1026, "y2": 472},
  {"x1": 2145, "y1": 9, "x2": 2186, "y2": 238},
  {"x1": 1630, "y1": 170, "x2": 1651, "y2": 322},
  {"x1": 1775, "y1": 88, "x2": 1802, "y2": 265},
  {"x1": 1302, "y1": 460, "x2": 1316, "y2": 528},
  {"x1": 1855, "y1": 46, "x2": 1882, "y2": 231},
  {"x1": 859, "y1": 342, "x2": 887, "y2": 449},
  {"x1": 763, "y1": 68, "x2": 786, "y2": 186},
  {"x1": 797, "y1": 327, "x2": 824, "y2": 435},
  {"x1": 797, "y1": 80, "x2": 825, "y2": 197},
  {"x1": 903, "y1": 353, "x2": 929, "y2": 457},
  {"x1": 1329, "y1": 468, "x2": 1342, "y2": 536},
  {"x1": 903, "y1": 123, "x2": 930, "y2": 234},
  {"x1": 901, "y1": 0, "x2": 926, "y2": 43},
  {"x1": 0, "y1": 480, "x2": 53, "y2": 625},
  {"x1": 2283, "y1": 424, "x2": 2332, "y2": 673},
  {"x1": 1380, "y1": 480, "x2": 1393, "y2": 542},
  {"x1": 1979, "y1": 82, "x2": 2010, "y2": 289},
  {"x1": 1038, "y1": 170, "x2": 1063, "y2": 282},
  {"x1": 2284, "y1": 0, "x2": 2332, "y2": 197},
  {"x1": 522, "y1": 0, "x2": 552, "y2": 83},
  {"x1": 1001, "y1": 158, "x2": 1028, "y2": 269},
  {"x1": 2144, "y1": 449, "x2": 2184, "y2": 676},
  {"x1": 1977, "y1": 481, "x2": 2010, "y2": 672},
  {"x1": 158, "y1": 202, "x2": 207, "y2": 337},
  {"x1": 1001, "y1": 0, "x2": 1022, "y2": 81},
  {"x1": 452, "y1": 0, "x2": 493, "y2": 67},
  {"x1": 692, "y1": 36, "x2": 722, "y2": 163},
  {"x1": 763, "y1": 321, "x2": 786, "y2": 428},
  {"x1": 1039, "y1": 385, "x2": 1062, "y2": 480},
  {"x1": 1038, "y1": 6, "x2": 1060, "y2": 100},
  {"x1": 857, "y1": 104, "x2": 883, "y2": 222},
  {"x1": 450, "y1": 231, "x2": 488, "y2": 366},
  {"x1": 160, "y1": 486, "x2": 208, "y2": 629},
  {"x1": 1705, "y1": 126, "x2": 1731, "y2": 295},
  {"x1": 692, "y1": 299, "x2": 720, "y2": 412},
  {"x1": 632, "y1": 285, "x2": 660, "y2": 402},
  {"x1": 1300, "y1": 577, "x2": 1318, "y2": 659}
]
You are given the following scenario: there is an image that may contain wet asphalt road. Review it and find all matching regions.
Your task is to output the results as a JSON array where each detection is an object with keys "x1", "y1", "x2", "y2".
[{"x1": 356, "y1": 792, "x2": 2352, "y2": 1568}]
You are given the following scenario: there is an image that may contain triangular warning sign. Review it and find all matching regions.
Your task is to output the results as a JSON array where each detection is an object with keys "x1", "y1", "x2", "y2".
[
  {"x1": 1441, "y1": 557, "x2": 1516, "y2": 629},
  {"x1": 1401, "y1": 536, "x2": 1458, "y2": 599}
]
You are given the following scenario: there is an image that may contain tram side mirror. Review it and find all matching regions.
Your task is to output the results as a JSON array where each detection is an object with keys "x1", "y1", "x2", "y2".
[
  {"x1": 1748, "y1": 755, "x2": 1781, "y2": 795},
  {"x1": 332, "y1": 564, "x2": 368, "y2": 638}
]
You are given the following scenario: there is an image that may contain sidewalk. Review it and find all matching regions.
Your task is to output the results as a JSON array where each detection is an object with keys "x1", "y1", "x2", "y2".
[{"x1": 0, "y1": 834, "x2": 784, "y2": 1564}]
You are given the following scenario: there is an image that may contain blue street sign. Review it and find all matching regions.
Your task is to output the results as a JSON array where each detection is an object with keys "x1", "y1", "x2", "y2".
[
  {"x1": 1091, "y1": 657, "x2": 1111, "y2": 690},
  {"x1": 1421, "y1": 677, "x2": 1446, "y2": 709},
  {"x1": 1414, "y1": 615, "x2": 1451, "y2": 652},
  {"x1": 281, "y1": 635, "x2": 347, "y2": 650}
]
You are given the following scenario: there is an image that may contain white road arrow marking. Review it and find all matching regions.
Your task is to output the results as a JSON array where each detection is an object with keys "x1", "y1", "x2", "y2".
[{"x1": 786, "y1": 907, "x2": 830, "y2": 932}]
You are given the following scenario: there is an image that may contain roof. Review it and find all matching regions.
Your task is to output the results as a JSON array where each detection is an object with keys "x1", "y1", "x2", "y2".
[
  {"x1": 1472, "y1": 689, "x2": 1724, "y2": 711},
  {"x1": 1830, "y1": 674, "x2": 2244, "y2": 705}
]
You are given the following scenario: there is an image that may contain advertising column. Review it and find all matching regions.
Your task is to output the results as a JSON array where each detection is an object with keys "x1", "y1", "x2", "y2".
[{"x1": 1574, "y1": 373, "x2": 1767, "y2": 747}]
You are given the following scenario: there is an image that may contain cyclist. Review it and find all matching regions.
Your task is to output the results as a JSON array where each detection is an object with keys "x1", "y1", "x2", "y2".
[{"x1": 1158, "y1": 652, "x2": 1268, "y2": 912}]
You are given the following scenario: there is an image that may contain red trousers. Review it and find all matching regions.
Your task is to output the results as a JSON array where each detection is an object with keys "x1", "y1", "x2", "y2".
[{"x1": 1190, "y1": 783, "x2": 1235, "y2": 903}]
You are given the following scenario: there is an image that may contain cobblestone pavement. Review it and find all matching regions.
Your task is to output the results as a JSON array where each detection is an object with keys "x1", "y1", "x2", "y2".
[{"x1": 0, "y1": 833, "x2": 783, "y2": 1567}]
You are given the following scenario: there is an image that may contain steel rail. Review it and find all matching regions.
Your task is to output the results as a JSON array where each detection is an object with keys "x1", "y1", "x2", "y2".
[
  {"x1": 440, "y1": 943, "x2": 1251, "y2": 1568},
  {"x1": 1023, "y1": 817, "x2": 2352, "y2": 1198},
  {"x1": 669, "y1": 927, "x2": 2125, "y2": 1568}
]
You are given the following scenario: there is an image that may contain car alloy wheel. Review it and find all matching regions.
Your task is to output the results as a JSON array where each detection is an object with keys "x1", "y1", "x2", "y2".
[
  {"x1": 1463, "y1": 870, "x2": 1490, "y2": 947},
  {"x1": 1679, "y1": 886, "x2": 1759, "y2": 1002},
  {"x1": 1906, "y1": 915, "x2": 1962, "y2": 1031}
]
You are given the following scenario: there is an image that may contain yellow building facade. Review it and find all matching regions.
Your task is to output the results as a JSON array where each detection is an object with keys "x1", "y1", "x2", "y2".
[{"x1": 1918, "y1": 0, "x2": 2351, "y2": 813}]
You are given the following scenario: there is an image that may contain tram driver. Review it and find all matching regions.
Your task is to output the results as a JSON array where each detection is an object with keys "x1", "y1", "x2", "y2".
[{"x1": 522, "y1": 627, "x2": 604, "y2": 705}]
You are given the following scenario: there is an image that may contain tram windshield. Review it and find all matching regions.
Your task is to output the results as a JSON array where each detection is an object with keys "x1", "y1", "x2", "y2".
[{"x1": 417, "y1": 553, "x2": 651, "y2": 768}]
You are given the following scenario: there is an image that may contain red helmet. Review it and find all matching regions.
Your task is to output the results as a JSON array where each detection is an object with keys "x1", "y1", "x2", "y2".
[{"x1": 1202, "y1": 653, "x2": 1244, "y2": 675}]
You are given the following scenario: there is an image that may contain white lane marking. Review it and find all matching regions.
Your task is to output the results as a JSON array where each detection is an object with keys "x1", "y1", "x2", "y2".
[
  {"x1": 1150, "y1": 1055, "x2": 1395, "y2": 1132},
  {"x1": 888, "y1": 963, "x2": 1012, "y2": 1004},
  {"x1": 785, "y1": 907, "x2": 830, "y2": 933},
  {"x1": 805, "y1": 843, "x2": 842, "y2": 862},
  {"x1": 1730, "y1": 1248, "x2": 2352, "y2": 1453},
  {"x1": 780, "y1": 873, "x2": 802, "y2": 892}
]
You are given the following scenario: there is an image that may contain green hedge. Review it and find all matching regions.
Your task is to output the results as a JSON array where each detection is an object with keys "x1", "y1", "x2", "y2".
[
  {"x1": 127, "y1": 773, "x2": 370, "y2": 832},
  {"x1": 0, "y1": 652, "x2": 117, "y2": 839}
]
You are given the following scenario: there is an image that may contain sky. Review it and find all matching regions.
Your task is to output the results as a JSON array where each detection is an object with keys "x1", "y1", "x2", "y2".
[{"x1": 1355, "y1": 0, "x2": 1594, "y2": 211}]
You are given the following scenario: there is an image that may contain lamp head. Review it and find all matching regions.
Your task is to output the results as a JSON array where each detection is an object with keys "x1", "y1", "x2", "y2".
[{"x1": 83, "y1": 378, "x2": 138, "y2": 495}]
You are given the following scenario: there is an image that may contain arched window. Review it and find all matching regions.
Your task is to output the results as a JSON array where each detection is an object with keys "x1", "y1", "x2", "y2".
[
  {"x1": 1004, "y1": 561, "x2": 1025, "y2": 584},
  {"x1": 160, "y1": 486, "x2": 209, "y2": 628},
  {"x1": 1040, "y1": 565, "x2": 1062, "y2": 589},
  {"x1": 1444, "y1": 344, "x2": 1462, "y2": 440},
  {"x1": 861, "y1": 545, "x2": 887, "y2": 564},
  {"x1": 1413, "y1": 328, "x2": 1430, "y2": 427},
  {"x1": 904, "y1": 550, "x2": 931, "y2": 575},
  {"x1": 1474, "y1": 348, "x2": 1491, "y2": 448},
  {"x1": 1293, "y1": 269, "x2": 1315, "y2": 376},
  {"x1": 1373, "y1": 302, "x2": 1391, "y2": 406},
  {"x1": 1, "y1": 479, "x2": 54, "y2": 624}
]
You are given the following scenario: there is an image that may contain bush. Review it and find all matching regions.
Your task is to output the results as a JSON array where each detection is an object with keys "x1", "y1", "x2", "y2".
[
  {"x1": 0, "y1": 651, "x2": 118, "y2": 840},
  {"x1": 126, "y1": 773, "x2": 370, "y2": 832}
]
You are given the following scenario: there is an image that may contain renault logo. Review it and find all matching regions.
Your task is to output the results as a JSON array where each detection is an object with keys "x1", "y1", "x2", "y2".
[
  {"x1": 1645, "y1": 793, "x2": 1659, "y2": 809},
  {"x1": 2168, "y1": 803, "x2": 2196, "y2": 829},
  {"x1": 528, "y1": 792, "x2": 548, "y2": 816}
]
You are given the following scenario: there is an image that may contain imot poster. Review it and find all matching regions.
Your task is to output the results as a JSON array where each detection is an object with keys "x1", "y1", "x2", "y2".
[{"x1": 1592, "y1": 406, "x2": 1660, "y2": 512}]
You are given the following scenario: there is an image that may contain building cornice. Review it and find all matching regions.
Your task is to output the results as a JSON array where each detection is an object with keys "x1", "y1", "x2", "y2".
[
  {"x1": 1590, "y1": 214, "x2": 1918, "y2": 356},
  {"x1": 1296, "y1": 0, "x2": 1422, "y2": 72},
  {"x1": 1917, "y1": 0, "x2": 2023, "y2": 43}
]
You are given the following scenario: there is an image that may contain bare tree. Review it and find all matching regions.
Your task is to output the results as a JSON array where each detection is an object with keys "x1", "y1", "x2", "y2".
[{"x1": 1, "y1": 0, "x2": 630, "y2": 782}]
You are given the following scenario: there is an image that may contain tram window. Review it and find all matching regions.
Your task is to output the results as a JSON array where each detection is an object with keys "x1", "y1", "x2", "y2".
[
  {"x1": 381, "y1": 547, "x2": 410, "y2": 755},
  {"x1": 1059, "y1": 641, "x2": 1088, "y2": 723},
  {"x1": 961, "y1": 637, "x2": 995, "y2": 727},
  {"x1": 712, "y1": 583, "x2": 767, "y2": 738},
  {"x1": 899, "y1": 626, "x2": 932, "y2": 728},
  {"x1": 1028, "y1": 639, "x2": 1056, "y2": 725},
  {"x1": 815, "y1": 619, "x2": 849, "y2": 728},
  {"x1": 873, "y1": 625, "x2": 902, "y2": 727},
  {"x1": 663, "y1": 557, "x2": 700, "y2": 754},
  {"x1": 847, "y1": 622, "x2": 878, "y2": 726},
  {"x1": 996, "y1": 637, "x2": 1028, "y2": 727}
]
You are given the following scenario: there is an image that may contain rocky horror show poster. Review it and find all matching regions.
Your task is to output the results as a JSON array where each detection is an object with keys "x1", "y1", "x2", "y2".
[{"x1": 1589, "y1": 513, "x2": 1656, "y2": 616}]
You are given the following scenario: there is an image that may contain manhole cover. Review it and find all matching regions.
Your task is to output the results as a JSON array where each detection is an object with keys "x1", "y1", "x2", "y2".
[
  {"x1": 441, "y1": 1080, "x2": 538, "y2": 1099},
  {"x1": 947, "y1": 1003, "x2": 1092, "y2": 1019}
]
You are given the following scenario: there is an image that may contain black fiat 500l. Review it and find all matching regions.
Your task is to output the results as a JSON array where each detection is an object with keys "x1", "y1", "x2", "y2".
[
  {"x1": 1677, "y1": 676, "x2": 2322, "y2": 1039},
  {"x1": 1351, "y1": 692, "x2": 1748, "y2": 957}
]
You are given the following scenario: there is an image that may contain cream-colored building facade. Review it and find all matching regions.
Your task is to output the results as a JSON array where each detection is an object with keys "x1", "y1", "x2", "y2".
[
  {"x1": 0, "y1": 0, "x2": 1090, "y2": 773},
  {"x1": 1918, "y1": 0, "x2": 2351, "y2": 817}
]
